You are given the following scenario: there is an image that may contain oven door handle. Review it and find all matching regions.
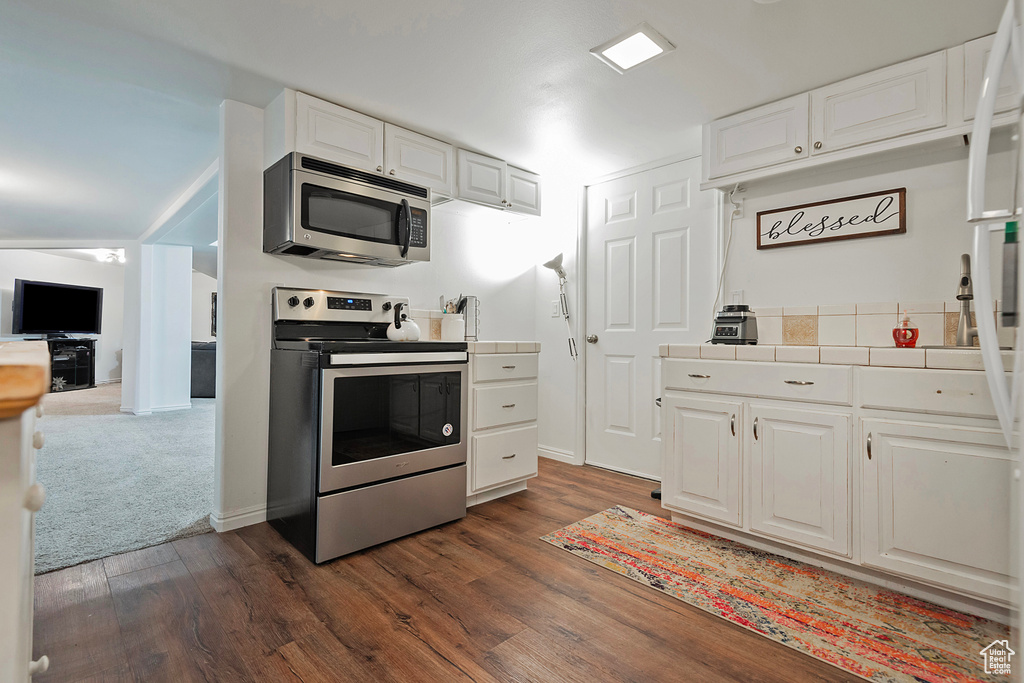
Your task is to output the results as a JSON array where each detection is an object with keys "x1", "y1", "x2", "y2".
[{"x1": 398, "y1": 198, "x2": 411, "y2": 258}]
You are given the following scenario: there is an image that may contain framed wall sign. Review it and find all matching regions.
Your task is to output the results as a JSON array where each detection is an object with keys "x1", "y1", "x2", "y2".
[{"x1": 756, "y1": 188, "x2": 906, "y2": 250}]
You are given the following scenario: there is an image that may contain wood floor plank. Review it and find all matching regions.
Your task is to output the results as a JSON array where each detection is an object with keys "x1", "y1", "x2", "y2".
[
  {"x1": 34, "y1": 459, "x2": 868, "y2": 682},
  {"x1": 107, "y1": 559, "x2": 252, "y2": 682},
  {"x1": 32, "y1": 560, "x2": 130, "y2": 683},
  {"x1": 102, "y1": 543, "x2": 180, "y2": 579}
]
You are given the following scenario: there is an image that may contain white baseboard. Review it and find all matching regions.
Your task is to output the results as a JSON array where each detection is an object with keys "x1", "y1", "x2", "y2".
[
  {"x1": 467, "y1": 480, "x2": 528, "y2": 507},
  {"x1": 584, "y1": 460, "x2": 660, "y2": 482},
  {"x1": 210, "y1": 503, "x2": 267, "y2": 532},
  {"x1": 120, "y1": 407, "x2": 150, "y2": 415},
  {"x1": 97, "y1": 378, "x2": 122, "y2": 385},
  {"x1": 538, "y1": 445, "x2": 578, "y2": 464},
  {"x1": 151, "y1": 403, "x2": 192, "y2": 413}
]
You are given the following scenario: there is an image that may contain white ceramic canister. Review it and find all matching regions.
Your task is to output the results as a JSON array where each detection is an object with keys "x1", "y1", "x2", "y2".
[{"x1": 441, "y1": 313, "x2": 466, "y2": 341}]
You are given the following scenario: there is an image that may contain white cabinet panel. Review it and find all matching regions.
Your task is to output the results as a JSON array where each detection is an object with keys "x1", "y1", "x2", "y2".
[
  {"x1": 662, "y1": 394, "x2": 742, "y2": 527},
  {"x1": 963, "y1": 34, "x2": 1021, "y2": 120},
  {"x1": 663, "y1": 359, "x2": 853, "y2": 406},
  {"x1": 705, "y1": 93, "x2": 809, "y2": 179},
  {"x1": 861, "y1": 419, "x2": 1013, "y2": 603},
  {"x1": 507, "y1": 166, "x2": 541, "y2": 216},
  {"x1": 473, "y1": 425, "x2": 538, "y2": 490},
  {"x1": 750, "y1": 405, "x2": 850, "y2": 556},
  {"x1": 295, "y1": 92, "x2": 384, "y2": 172},
  {"x1": 811, "y1": 52, "x2": 946, "y2": 154},
  {"x1": 473, "y1": 382, "x2": 538, "y2": 430},
  {"x1": 457, "y1": 150, "x2": 507, "y2": 208},
  {"x1": 473, "y1": 353, "x2": 538, "y2": 383},
  {"x1": 383, "y1": 124, "x2": 455, "y2": 197}
]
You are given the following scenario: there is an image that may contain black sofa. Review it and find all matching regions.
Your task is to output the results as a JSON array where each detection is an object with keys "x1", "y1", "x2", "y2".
[{"x1": 191, "y1": 341, "x2": 216, "y2": 398}]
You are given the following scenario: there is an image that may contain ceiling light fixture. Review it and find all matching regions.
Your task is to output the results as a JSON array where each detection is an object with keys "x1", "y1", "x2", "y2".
[{"x1": 591, "y1": 22, "x2": 675, "y2": 74}]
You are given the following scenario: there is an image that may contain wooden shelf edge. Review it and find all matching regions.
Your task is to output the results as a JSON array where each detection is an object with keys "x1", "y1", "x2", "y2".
[{"x1": 0, "y1": 341, "x2": 51, "y2": 417}]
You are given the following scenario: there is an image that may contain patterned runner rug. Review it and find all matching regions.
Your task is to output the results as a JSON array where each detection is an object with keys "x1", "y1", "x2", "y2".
[{"x1": 541, "y1": 506, "x2": 1010, "y2": 683}]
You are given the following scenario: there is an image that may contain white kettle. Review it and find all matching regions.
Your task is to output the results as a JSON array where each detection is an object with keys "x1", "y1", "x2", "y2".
[{"x1": 386, "y1": 302, "x2": 421, "y2": 342}]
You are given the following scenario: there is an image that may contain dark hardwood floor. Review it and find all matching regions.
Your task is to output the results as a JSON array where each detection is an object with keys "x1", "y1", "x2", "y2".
[{"x1": 33, "y1": 459, "x2": 856, "y2": 682}]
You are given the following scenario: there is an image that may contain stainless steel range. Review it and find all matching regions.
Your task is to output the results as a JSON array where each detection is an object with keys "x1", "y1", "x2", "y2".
[{"x1": 266, "y1": 287, "x2": 468, "y2": 563}]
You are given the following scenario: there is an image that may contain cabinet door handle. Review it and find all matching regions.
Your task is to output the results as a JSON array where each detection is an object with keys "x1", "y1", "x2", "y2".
[
  {"x1": 376, "y1": 165, "x2": 383, "y2": 172},
  {"x1": 502, "y1": 403, "x2": 516, "y2": 409},
  {"x1": 753, "y1": 417, "x2": 759, "y2": 441},
  {"x1": 867, "y1": 432, "x2": 872, "y2": 460},
  {"x1": 502, "y1": 453, "x2": 517, "y2": 460},
  {"x1": 813, "y1": 141, "x2": 822, "y2": 150},
  {"x1": 730, "y1": 414, "x2": 736, "y2": 436},
  {"x1": 688, "y1": 373, "x2": 711, "y2": 379},
  {"x1": 655, "y1": 397, "x2": 662, "y2": 407},
  {"x1": 24, "y1": 483, "x2": 46, "y2": 512},
  {"x1": 501, "y1": 365, "x2": 516, "y2": 369},
  {"x1": 33, "y1": 431, "x2": 45, "y2": 450},
  {"x1": 794, "y1": 145, "x2": 803, "y2": 154},
  {"x1": 784, "y1": 380, "x2": 814, "y2": 386}
]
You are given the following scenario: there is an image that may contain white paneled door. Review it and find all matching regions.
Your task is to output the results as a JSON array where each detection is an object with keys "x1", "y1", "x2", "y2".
[{"x1": 585, "y1": 158, "x2": 717, "y2": 479}]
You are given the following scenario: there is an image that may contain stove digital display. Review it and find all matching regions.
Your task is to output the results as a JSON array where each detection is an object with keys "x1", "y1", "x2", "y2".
[{"x1": 327, "y1": 297, "x2": 372, "y2": 311}]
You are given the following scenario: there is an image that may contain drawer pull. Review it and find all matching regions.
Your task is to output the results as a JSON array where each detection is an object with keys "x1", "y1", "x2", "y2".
[
  {"x1": 501, "y1": 365, "x2": 516, "y2": 369},
  {"x1": 730, "y1": 414, "x2": 735, "y2": 436},
  {"x1": 753, "y1": 417, "x2": 759, "y2": 441},
  {"x1": 502, "y1": 403, "x2": 516, "y2": 409},
  {"x1": 688, "y1": 373, "x2": 711, "y2": 379},
  {"x1": 867, "y1": 433, "x2": 872, "y2": 460},
  {"x1": 502, "y1": 453, "x2": 517, "y2": 460},
  {"x1": 784, "y1": 380, "x2": 814, "y2": 386}
]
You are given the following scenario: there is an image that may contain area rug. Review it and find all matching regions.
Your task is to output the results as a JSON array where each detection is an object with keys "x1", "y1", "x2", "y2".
[
  {"x1": 541, "y1": 506, "x2": 1010, "y2": 683},
  {"x1": 34, "y1": 383, "x2": 214, "y2": 573}
]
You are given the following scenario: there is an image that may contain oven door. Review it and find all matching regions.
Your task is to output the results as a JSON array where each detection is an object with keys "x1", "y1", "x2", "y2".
[
  {"x1": 294, "y1": 169, "x2": 430, "y2": 264},
  {"x1": 318, "y1": 362, "x2": 467, "y2": 493}
]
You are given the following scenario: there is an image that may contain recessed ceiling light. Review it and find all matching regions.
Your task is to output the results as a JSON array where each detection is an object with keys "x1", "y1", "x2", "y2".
[{"x1": 591, "y1": 22, "x2": 675, "y2": 74}]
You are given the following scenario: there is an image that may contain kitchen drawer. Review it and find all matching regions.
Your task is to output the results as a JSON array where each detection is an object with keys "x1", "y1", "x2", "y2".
[
  {"x1": 473, "y1": 425, "x2": 538, "y2": 491},
  {"x1": 859, "y1": 367, "x2": 1003, "y2": 419},
  {"x1": 474, "y1": 382, "x2": 538, "y2": 430},
  {"x1": 664, "y1": 360, "x2": 852, "y2": 406},
  {"x1": 474, "y1": 353, "x2": 538, "y2": 383}
]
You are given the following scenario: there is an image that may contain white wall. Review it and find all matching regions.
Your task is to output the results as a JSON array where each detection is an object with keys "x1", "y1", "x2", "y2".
[
  {"x1": 191, "y1": 270, "x2": 217, "y2": 342},
  {"x1": 214, "y1": 100, "x2": 545, "y2": 530},
  {"x1": 0, "y1": 249, "x2": 124, "y2": 383},
  {"x1": 723, "y1": 138, "x2": 1014, "y2": 308}
]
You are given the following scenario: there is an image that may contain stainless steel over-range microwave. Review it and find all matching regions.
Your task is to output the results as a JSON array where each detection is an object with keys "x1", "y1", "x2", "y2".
[{"x1": 263, "y1": 153, "x2": 430, "y2": 267}]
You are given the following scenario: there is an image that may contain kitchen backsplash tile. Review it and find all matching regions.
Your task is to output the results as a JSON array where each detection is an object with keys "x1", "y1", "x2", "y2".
[
  {"x1": 775, "y1": 345, "x2": 819, "y2": 363},
  {"x1": 820, "y1": 346, "x2": 869, "y2": 365},
  {"x1": 902, "y1": 301, "x2": 944, "y2": 315},
  {"x1": 758, "y1": 316, "x2": 783, "y2": 345},
  {"x1": 736, "y1": 345, "x2": 775, "y2": 362},
  {"x1": 857, "y1": 302, "x2": 898, "y2": 316},
  {"x1": 783, "y1": 305, "x2": 817, "y2": 317},
  {"x1": 783, "y1": 315, "x2": 817, "y2": 345},
  {"x1": 818, "y1": 304, "x2": 856, "y2": 316},
  {"x1": 855, "y1": 314, "x2": 894, "y2": 347},
  {"x1": 817, "y1": 315, "x2": 855, "y2": 346},
  {"x1": 915, "y1": 313, "x2": 944, "y2": 347}
]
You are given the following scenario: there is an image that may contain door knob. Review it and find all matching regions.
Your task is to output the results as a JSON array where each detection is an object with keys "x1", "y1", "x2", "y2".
[{"x1": 586, "y1": 334, "x2": 598, "y2": 343}]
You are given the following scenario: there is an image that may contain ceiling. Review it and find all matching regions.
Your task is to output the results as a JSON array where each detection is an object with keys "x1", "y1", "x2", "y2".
[{"x1": 0, "y1": 0, "x2": 1007, "y2": 243}]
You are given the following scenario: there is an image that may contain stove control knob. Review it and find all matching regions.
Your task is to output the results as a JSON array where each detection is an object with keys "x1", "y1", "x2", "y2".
[
  {"x1": 287, "y1": 296, "x2": 300, "y2": 307},
  {"x1": 382, "y1": 301, "x2": 392, "y2": 312},
  {"x1": 303, "y1": 297, "x2": 315, "y2": 309}
]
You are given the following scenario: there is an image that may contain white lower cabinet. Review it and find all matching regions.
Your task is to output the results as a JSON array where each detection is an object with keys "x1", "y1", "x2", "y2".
[
  {"x1": 861, "y1": 419, "x2": 1013, "y2": 603},
  {"x1": 662, "y1": 394, "x2": 742, "y2": 527},
  {"x1": 749, "y1": 405, "x2": 850, "y2": 556},
  {"x1": 467, "y1": 352, "x2": 539, "y2": 502}
]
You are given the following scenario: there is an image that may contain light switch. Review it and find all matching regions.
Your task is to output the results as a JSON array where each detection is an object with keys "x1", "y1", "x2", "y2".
[{"x1": 551, "y1": 300, "x2": 561, "y2": 318}]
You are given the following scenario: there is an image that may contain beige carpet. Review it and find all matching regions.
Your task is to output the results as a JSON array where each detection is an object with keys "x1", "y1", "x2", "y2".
[{"x1": 35, "y1": 383, "x2": 215, "y2": 573}]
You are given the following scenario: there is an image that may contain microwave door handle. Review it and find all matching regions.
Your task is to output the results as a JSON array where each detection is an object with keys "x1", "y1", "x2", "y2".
[{"x1": 399, "y1": 198, "x2": 411, "y2": 258}]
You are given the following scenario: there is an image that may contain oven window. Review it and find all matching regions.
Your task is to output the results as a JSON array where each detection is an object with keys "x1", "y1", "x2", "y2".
[
  {"x1": 329, "y1": 372, "x2": 461, "y2": 466},
  {"x1": 302, "y1": 184, "x2": 399, "y2": 245}
]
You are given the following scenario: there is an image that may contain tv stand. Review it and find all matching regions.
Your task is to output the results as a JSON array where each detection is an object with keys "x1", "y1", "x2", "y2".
[{"x1": 47, "y1": 339, "x2": 96, "y2": 392}]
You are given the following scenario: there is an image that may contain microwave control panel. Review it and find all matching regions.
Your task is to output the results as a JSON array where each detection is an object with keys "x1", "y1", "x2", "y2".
[{"x1": 410, "y1": 207, "x2": 427, "y2": 248}]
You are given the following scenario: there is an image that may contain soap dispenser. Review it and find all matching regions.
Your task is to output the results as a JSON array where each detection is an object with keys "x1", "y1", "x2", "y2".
[{"x1": 892, "y1": 311, "x2": 919, "y2": 348}]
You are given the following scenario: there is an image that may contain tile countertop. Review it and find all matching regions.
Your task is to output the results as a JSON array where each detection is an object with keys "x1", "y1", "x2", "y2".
[
  {"x1": 468, "y1": 342, "x2": 540, "y2": 354},
  {"x1": 658, "y1": 344, "x2": 1015, "y2": 371}
]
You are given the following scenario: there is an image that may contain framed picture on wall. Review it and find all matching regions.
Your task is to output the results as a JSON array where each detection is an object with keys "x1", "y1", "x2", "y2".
[
  {"x1": 211, "y1": 293, "x2": 217, "y2": 337},
  {"x1": 756, "y1": 188, "x2": 906, "y2": 250}
]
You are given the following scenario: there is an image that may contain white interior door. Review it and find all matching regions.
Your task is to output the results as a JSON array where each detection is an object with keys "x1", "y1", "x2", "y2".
[{"x1": 584, "y1": 158, "x2": 717, "y2": 479}]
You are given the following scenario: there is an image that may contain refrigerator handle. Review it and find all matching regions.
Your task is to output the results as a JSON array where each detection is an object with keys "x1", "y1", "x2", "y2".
[
  {"x1": 974, "y1": 224, "x2": 1016, "y2": 446},
  {"x1": 968, "y1": 0, "x2": 1022, "y2": 224}
]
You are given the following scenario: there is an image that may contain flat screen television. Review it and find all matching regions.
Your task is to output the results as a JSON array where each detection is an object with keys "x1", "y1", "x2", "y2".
[{"x1": 12, "y1": 279, "x2": 103, "y2": 335}]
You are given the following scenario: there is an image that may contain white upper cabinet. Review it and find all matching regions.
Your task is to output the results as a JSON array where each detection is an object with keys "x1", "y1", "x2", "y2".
[
  {"x1": 295, "y1": 92, "x2": 384, "y2": 172},
  {"x1": 705, "y1": 93, "x2": 809, "y2": 180},
  {"x1": 963, "y1": 34, "x2": 1021, "y2": 121},
  {"x1": 457, "y1": 150, "x2": 507, "y2": 208},
  {"x1": 749, "y1": 405, "x2": 850, "y2": 557},
  {"x1": 383, "y1": 124, "x2": 455, "y2": 198},
  {"x1": 810, "y1": 52, "x2": 946, "y2": 155},
  {"x1": 507, "y1": 166, "x2": 542, "y2": 216}
]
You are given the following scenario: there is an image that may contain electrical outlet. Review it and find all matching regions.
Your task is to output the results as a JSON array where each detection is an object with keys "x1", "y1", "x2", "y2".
[
  {"x1": 730, "y1": 290, "x2": 744, "y2": 305},
  {"x1": 551, "y1": 300, "x2": 561, "y2": 318}
]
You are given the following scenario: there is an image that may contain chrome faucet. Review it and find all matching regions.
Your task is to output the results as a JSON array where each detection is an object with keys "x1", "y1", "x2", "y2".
[{"x1": 956, "y1": 253, "x2": 978, "y2": 347}]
